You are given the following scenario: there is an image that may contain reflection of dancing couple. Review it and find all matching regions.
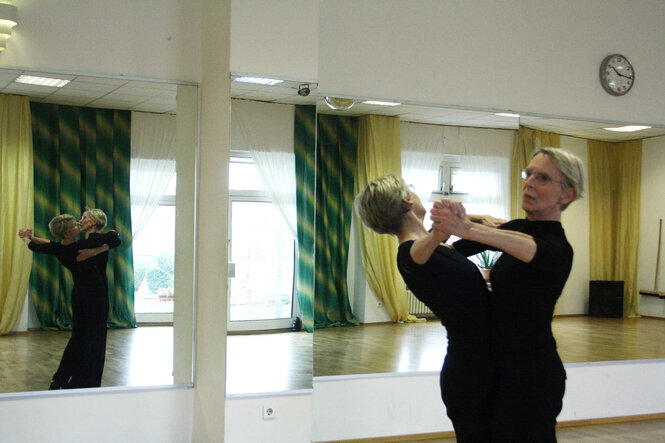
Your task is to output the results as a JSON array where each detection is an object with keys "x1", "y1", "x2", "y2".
[
  {"x1": 356, "y1": 147, "x2": 584, "y2": 442},
  {"x1": 19, "y1": 209, "x2": 120, "y2": 389}
]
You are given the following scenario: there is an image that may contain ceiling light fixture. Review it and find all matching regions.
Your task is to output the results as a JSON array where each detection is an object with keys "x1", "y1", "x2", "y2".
[
  {"x1": 603, "y1": 125, "x2": 651, "y2": 132},
  {"x1": 15, "y1": 75, "x2": 70, "y2": 88},
  {"x1": 233, "y1": 76, "x2": 283, "y2": 86},
  {"x1": 495, "y1": 112, "x2": 520, "y2": 118},
  {"x1": 0, "y1": 1, "x2": 18, "y2": 52},
  {"x1": 362, "y1": 100, "x2": 400, "y2": 106},
  {"x1": 324, "y1": 97, "x2": 355, "y2": 110}
]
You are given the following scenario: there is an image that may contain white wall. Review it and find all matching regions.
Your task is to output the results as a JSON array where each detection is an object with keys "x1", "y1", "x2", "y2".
[
  {"x1": 319, "y1": 0, "x2": 665, "y2": 127},
  {"x1": 4, "y1": 0, "x2": 201, "y2": 82},
  {"x1": 225, "y1": 391, "x2": 312, "y2": 443},
  {"x1": 638, "y1": 135, "x2": 665, "y2": 318},
  {"x1": 0, "y1": 387, "x2": 194, "y2": 442},
  {"x1": 230, "y1": 0, "x2": 318, "y2": 81},
  {"x1": 311, "y1": 360, "x2": 665, "y2": 442}
]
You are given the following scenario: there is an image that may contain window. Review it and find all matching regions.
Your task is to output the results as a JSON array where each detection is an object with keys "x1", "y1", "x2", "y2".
[
  {"x1": 228, "y1": 152, "x2": 295, "y2": 330},
  {"x1": 132, "y1": 175, "x2": 176, "y2": 317}
]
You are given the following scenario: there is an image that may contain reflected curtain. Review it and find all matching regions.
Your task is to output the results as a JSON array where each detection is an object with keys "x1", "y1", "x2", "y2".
[
  {"x1": 355, "y1": 115, "x2": 421, "y2": 323},
  {"x1": 30, "y1": 103, "x2": 136, "y2": 329},
  {"x1": 130, "y1": 112, "x2": 176, "y2": 241},
  {"x1": 231, "y1": 100, "x2": 297, "y2": 238},
  {"x1": 314, "y1": 114, "x2": 359, "y2": 328},
  {"x1": 510, "y1": 126, "x2": 560, "y2": 218},
  {"x1": 0, "y1": 95, "x2": 33, "y2": 335},
  {"x1": 294, "y1": 105, "x2": 316, "y2": 332},
  {"x1": 401, "y1": 122, "x2": 446, "y2": 202},
  {"x1": 588, "y1": 139, "x2": 641, "y2": 318}
]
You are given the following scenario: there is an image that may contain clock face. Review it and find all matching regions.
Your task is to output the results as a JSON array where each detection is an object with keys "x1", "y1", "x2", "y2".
[{"x1": 600, "y1": 54, "x2": 634, "y2": 96}]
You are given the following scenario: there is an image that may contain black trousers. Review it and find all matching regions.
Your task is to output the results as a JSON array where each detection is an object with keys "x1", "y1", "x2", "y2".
[
  {"x1": 490, "y1": 351, "x2": 567, "y2": 443},
  {"x1": 53, "y1": 285, "x2": 108, "y2": 388},
  {"x1": 440, "y1": 353, "x2": 492, "y2": 442}
]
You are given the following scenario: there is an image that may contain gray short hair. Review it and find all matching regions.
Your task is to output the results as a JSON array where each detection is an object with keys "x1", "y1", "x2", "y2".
[
  {"x1": 354, "y1": 174, "x2": 411, "y2": 235},
  {"x1": 48, "y1": 214, "x2": 76, "y2": 239},
  {"x1": 533, "y1": 147, "x2": 585, "y2": 211},
  {"x1": 86, "y1": 208, "x2": 107, "y2": 230}
]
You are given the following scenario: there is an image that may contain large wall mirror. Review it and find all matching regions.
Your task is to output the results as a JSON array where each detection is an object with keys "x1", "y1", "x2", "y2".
[
  {"x1": 0, "y1": 67, "x2": 197, "y2": 395},
  {"x1": 313, "y1": 93, "x2": 665, "y2": 378},
  {"x1": 226, "y1": 73, "x2": 316, "y2": 395}
]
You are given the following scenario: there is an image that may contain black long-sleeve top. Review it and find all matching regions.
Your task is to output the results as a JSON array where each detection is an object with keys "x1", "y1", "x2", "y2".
[
  {"x1": 397, "y1": 241, "x2": 491, "y2": 358},
  {"x1": 28, "y1": 231, "x2": 121, "y2": 285},
  {"x1": 454, "y1": 219, "x2": 573, "y2": 356}
]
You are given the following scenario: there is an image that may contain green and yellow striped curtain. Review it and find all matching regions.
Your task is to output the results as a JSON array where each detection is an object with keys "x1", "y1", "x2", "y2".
[
  {"x1": 294, "y1": 105, "x2": 316, "y2": 332},
  {"x1": 314, "y1": 114, "x2": 359, "y2": 328},
  {"x1": 0, "y1": 95, "x2": 33, "y2": 335},
  {"x1": 510, "y1": 126, "x2": 560, "y2": 218},
  {"x1": 30, "y1": 103, "x2": 135, "y2": 329},
  {"x1": 588, "y1": 139, "x2": 641, "y2": 318},
  {"x1": 354, "y1": 115, "x2": 421, "y2": 323}
]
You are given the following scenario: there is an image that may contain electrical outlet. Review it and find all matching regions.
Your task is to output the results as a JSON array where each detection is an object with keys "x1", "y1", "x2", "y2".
[{"x1": 263, "y1": 405, "x2": 276, "y2": 420}]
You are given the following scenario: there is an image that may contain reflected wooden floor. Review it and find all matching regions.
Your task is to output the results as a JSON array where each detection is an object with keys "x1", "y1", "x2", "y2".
[
  {"x1": 314, "y1": 316, "x2": 665, "y2": 377},
  {"x1": 226, "y1": 331, "x2": 312, "y2": 395},
  {"x1": 0, "y1": 326, "x2": 173, "y2": 394}
]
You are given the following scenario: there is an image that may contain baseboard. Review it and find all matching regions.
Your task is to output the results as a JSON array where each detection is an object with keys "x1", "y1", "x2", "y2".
[{"x1": 324, "y1": 413, "x2": 665, "y2": 442}]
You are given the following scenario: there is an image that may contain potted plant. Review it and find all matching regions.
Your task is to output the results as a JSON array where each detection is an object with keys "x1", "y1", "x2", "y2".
[{"x1": 474, "y1": 250, "x2": 499, "y2": 282}]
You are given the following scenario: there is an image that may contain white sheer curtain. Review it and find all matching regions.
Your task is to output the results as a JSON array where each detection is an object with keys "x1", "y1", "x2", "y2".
[
  {"x1": 457, "y1": 127, "x2": 511, "y2": 219},
  {"x1": 130, "y1": 112, "x2": 177, "y2": 241},
  {"x1": 400, "y1": 122, "x2": 447, "y2": 202},
  {"x1": 230, "y1": 99, "x2": 297, "y2": 239}
]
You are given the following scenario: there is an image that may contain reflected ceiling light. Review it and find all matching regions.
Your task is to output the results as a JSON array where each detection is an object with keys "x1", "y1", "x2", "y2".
[
  {"x1": 603, "y1": 125, "x2": 651, "y2": 132},
  {"x1": 15, "y1": 75, "x2": 70, "y2": 88},
  {"x1": 495, "y1": 112, "x2": 520, "y2": 118},
  {"x1": 233, "y1": 76, "x2": 283, "y2": 86},
  {"x1": 362, "y1": 100, "x2": 400, "y2": 106},
  {"x1": 0, "y1": 1, "x2": 17, "y2": 52},
  {"x1": 324, "y1": 96, "x2": 355, "y2": 110}
]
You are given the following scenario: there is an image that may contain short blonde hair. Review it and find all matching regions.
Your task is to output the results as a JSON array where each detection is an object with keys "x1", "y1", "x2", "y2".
[
  {"x1": 354, "y1": 174, "x2": 411, "y2": 235},
  {"x1": 86, "y1": 208, "x2": 107, "y2": 230},
  {"x1": 533, "y1": 147, "x2": 585, "y2": 211},
  {"x1": 48, "y1": 214, "x2": 76, "y2": 239}
]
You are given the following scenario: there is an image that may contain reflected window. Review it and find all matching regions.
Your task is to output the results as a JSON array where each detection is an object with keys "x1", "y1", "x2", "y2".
[
  {"x1": 132, "y1": 174, "x2": 176, "y2": 315},
  {"x1": 229, "y1": 153, "x2": 295, "y2": 327}
]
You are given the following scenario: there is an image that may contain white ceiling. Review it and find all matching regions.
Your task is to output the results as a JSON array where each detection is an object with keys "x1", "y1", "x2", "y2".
[
  {"x1": 0, "y1": 68, "x2": 178, "y2": 113},
  {"x1": 3, "y1": 68, "x2": 663, "y2": 142},
  {"x1": 229, "y1": 76, "x2": 665, "y2": 143}
]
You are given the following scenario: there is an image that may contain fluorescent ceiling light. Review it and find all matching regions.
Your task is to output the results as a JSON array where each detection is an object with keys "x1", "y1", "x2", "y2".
[
  {"x1": 362, "y1": 100, "x2": 400, "y2": 106},
  {"x1": 233, "y1": 76, "x2": 283, "y2": 86},
  {"x1": 603, "y1": 125, "x2": 651, "y2": 132},
  {"x1": 15, "y1": 75, "x2": 70, "y2": 88},
  {"x1": 495, "y1": 112, "x2": 520, "y2": 118}
]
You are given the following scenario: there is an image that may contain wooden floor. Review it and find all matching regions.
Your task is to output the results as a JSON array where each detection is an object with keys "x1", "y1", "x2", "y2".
[
  {"x1": 314, "y1": 316, "x2": 665, "y2": 376},
  {"x1": 415, "y1": 418, "x2": 665, "y2": 442},
  {"x1": 0, "y1": 326, "x2": 173, "y2": 394},
  {"x1": 3, "y1": 317, "x2": 665, "y2": 397}
]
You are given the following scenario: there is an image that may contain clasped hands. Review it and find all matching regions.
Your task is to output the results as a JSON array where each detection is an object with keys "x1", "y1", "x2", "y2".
[{"x1": 430, "y1": 199, "x2": 506, "y2": 237}]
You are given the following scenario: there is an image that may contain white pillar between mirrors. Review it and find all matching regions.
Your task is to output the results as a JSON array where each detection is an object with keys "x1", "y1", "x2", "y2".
[{"x1": 194, "y1": 0, "x2": 231, "y2": 441}]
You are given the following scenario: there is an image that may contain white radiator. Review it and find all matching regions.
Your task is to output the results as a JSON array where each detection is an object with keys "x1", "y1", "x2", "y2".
[{"x1": 406, "y1": 289, "x2": 434, "y2": 317}]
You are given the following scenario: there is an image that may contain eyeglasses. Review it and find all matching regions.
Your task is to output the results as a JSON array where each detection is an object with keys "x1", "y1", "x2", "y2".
[{"x1": 521, "y1": 169, "x2": 563, "y2": 186}]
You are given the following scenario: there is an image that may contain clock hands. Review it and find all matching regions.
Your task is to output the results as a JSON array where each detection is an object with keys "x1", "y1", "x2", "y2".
[{"x1": 610, "y1": 65, "x2": 634, "y2": 80}]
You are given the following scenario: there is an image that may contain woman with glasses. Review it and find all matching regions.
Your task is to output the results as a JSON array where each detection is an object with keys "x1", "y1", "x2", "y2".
[
  {"x1": 355, "y1": 174, "x2": 503, "y2": 442},
  {"x1": 431, "y1": 147, "x2": 585, "y2": 442}
]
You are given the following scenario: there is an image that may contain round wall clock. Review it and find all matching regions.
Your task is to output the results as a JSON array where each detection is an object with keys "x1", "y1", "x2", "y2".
[{"x1": 599, "y1": 54, "x2": 634, "y2": 96}]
